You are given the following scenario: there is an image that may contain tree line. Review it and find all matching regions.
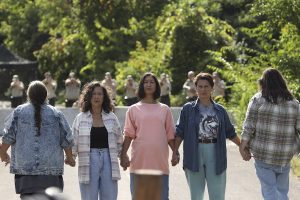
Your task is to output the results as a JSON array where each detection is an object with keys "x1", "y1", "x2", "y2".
[{"x1": 1, "y1": 0, "x2": 300, "y2": 130}]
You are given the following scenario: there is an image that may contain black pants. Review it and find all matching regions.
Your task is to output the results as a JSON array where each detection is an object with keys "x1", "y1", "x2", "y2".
[
  {"x1": 187, "y1": 96, "x2": 197, "y2": 102},
  {"x1": 11, "y1": 96, "x2": 23, "y2": 108},
  {"x1": 48, "y1": 98, "x2": 56, "y2": 106},
  {"x1": 65, "y1": 99, "x2": 77, "y2": 107},
  {"x1": 160, "y1": 95, "x2": 170, "y2": 107},
  {"x1": 125, "y1": 97, "x2": 138, "y2": 106}
]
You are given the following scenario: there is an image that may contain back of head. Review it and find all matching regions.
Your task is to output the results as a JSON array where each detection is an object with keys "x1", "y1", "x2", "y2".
[
  {"x1": 27, "y1": 81, "x2": 47, "y2": 105},
  {"x1": 259, "y1": 68, "x2": 294, "y2": 103},
  {"x1": 27, "y1": 81, "x2": 47, "y2": 135}
]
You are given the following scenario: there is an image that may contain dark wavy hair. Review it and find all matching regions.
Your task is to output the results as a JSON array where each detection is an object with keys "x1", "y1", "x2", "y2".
[
  {"x1": 194, "y1": 72, "x2": 214, "y2": 87},
  {"x1": 27, "y1": 81, "x2": 47, "y2": 135},
  {"x1": 259, "y1": 68, "x2": 294, "y2": 103},
  {"x1": 79, "y1": 81, "x2": 112, "y2": 113},
  {"x1": 137, "y1": 72, "x2": 161, "y2": 100}
]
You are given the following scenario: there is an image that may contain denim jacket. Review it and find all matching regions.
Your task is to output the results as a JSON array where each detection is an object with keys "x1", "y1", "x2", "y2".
[
  {"x1": 176, "y1": 99, "x2": 236, "y2": 175},
  {"x1": 2, "y1": 103, "x2": 74, "y2": 176}
]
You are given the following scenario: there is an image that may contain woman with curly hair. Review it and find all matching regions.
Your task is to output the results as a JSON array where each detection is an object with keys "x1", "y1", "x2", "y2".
[{"x1": 72, "y1": 81, "x2": 123, "y2": 200}]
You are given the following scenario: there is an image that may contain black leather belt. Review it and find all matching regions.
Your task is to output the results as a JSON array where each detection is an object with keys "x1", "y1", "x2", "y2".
[{"x1": 198, "y1": 138, "x2": 217, "y2": 143}]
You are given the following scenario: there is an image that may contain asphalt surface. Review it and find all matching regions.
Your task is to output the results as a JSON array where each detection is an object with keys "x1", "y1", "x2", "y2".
[{"x1": 1, "y1": 142, "x2": 300, "y2": 200}]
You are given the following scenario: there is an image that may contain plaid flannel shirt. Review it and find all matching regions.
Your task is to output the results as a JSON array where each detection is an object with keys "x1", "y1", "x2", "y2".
[
  {"x1": 72, "y1": 111, "x2": 123, "y2": 184},
  {"x1": 242, "y1": 92, "x2": 300, "y2": 166}
]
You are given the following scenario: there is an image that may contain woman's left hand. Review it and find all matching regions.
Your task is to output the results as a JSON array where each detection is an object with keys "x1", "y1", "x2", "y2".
[
  {"x1": 171, "y1": 151, "x2": 180, "y2": 166},
  {"x1": 65, "y1": 157, "x2": 76, "y2": 167}
]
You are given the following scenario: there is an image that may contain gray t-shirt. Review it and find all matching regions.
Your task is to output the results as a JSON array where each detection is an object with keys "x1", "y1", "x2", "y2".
[{"x1": 198, "y1": 103, "x2": 219, "y2": 140}]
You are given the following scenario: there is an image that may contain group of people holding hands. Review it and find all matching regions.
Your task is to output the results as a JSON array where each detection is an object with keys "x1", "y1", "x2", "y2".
[{"x1": 1, "y1": 68, "x2": 300, "y2": 200}]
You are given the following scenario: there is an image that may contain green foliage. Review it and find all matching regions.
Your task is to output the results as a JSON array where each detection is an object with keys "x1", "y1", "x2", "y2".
[{"x1": 0, "y1": 0, "x2": 299, "y2": 111}]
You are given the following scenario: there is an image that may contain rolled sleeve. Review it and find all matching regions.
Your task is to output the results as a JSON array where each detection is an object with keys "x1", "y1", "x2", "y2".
[
  {"x1": 71, "y1": 115, "x2": 79, "y2": 158},
  {"x1": 165, "y1": 107, "x2": 175, "y2": 141},
  {"x1": 241, "y1": 96, "x2": 260, "y2": 142},
  {"x1": 58, "y1": 111, "x2": 74, "y2": 148},
  {"x1": 113, "y1": 114, "x2": 123, "y2": 156},
  {"x1": 224, "y1": 109, "x2": 236, "y2": 139},
  {"x1": 124, "y1": 108, "x2": 136, "y2": 138},
  {"x1": 175, "y1": 107, "x2": 186, "y2": 139},
  {"x1": 2, "y1": 110, "x2": 17, "y2": 145},
  {"x1": 296, "y1": 103, "x2": 300, "y2": 153}
]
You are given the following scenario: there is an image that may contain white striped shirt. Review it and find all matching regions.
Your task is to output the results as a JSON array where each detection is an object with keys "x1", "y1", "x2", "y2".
[{"x1": 72, "y1": 111, "x2": 123, "y2": 183}]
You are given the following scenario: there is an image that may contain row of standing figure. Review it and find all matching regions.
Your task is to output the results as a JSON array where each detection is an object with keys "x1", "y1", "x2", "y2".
[
  {"x1": 8, "y1": 71, "x2": 81, "y2": 108},
  {"x1": 183, "y1": 71, "x2": 226, "y2": 102},
  {"x1": 9, "y1": 70, "x2": 226, "y2": 109},
  {"x1": 1, "y1": 68, "x2": 300, "y2": 200}
]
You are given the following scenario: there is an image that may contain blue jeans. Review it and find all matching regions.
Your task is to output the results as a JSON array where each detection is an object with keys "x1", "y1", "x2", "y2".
[
  {"x1": 79, "y1": 148, "x2": 118, "y2": 200},
  {"x1": 185, "y1": 143, "x2": 226, "y2": 200},
  {"x1": 130, "y1": 173, "x2": 169, "y2": 200},
  {"x1": 255, "y1": 159, "x2": 290, "y2": 200}
]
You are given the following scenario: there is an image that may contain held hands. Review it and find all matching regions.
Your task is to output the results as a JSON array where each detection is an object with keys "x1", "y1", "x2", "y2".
[
  {"x1": 171, "y1": 151, "x2": 180, "y2": 166},
  {"x1": 239, "y1": 145, "x2": 252, "y2": 161},
  {"x1": 65, "y1": 156, "x2": 76, "y2": 167},
  {"x1": 120, "y1": 154, "x2": 130, "y2": 171}
]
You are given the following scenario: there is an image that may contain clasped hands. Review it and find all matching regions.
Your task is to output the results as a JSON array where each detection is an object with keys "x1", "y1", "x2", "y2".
[
  {"x1": 171, "y1": 151, "x2": 180, "y2": 166},
  {"x1": 64, "y1": 156, "x2": 76, "y2": 167},
  {"x1": 239, "y1": 144, "x2": 252, "y2": 161}
]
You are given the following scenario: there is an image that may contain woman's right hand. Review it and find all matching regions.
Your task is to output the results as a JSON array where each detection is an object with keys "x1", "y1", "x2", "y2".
[
  {"x1": 120, "y1": 154, "x2": 130, "y2": 170},
  {"x1": 171, "y1": 151, "x2": 180, "y2": 166},
  {"x1": 239, "y1": 145, "x2": 252, "y2": 161},
  {"x1": 0, "y1": 151, "x2": 10, "y2": 166},
  {"x1": 65, "y1": 157, "x2": 76, "y2": 167}
]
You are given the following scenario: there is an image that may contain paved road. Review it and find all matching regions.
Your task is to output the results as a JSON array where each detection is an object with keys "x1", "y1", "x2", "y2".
[{"x1": 1, "y1": 142, "x2": 300, "y2": 200}]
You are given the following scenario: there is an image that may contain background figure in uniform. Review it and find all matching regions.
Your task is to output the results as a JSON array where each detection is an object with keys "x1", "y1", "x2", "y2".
[
  {"x1": 65, "y1": 72, "x2": 81, "y2": 107},
  {"x1": 124, "y1": 75, "x2": 138, "y2": 106},
  {"x1": 183, "y1": 71, "x2": 197, "y2": 102},
  {"x1": 159, "y1": 73, "x2": 171, "y2": 107},
  {"x1": 212, "y1": 72, "x2": 226, "y2": 99},
  {"x1": 9, "y1": 75, "x2": 24, "y2": 108},
  {"x1": 42, "y1": 72, "x2": 57, "y2": 106},
  {"x1": 0, "y1": 81, "x2": 75, "y2": 200},
  {"x1": 101, "y1": 72, "x2": 117, "y2": 105}
]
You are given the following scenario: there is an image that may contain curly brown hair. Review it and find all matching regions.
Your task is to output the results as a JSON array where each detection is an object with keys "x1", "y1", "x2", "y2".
[{"x1": 79, "y1": 81, "x2": 112, "y2": 113}]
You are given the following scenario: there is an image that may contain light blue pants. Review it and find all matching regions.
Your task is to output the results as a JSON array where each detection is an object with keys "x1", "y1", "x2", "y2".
[
  {"x1": 79, "y1": 148, "x2": 118, "y2": 200},
  {"x1": 185, "y1": 143, "x2": 226, "y2": 200},
  {"x1": 255, "y1": 159, "x2": 290, "y2": 200},
  {"x1": 130, "y1": 173, "x2": 169, "y2": 200}
]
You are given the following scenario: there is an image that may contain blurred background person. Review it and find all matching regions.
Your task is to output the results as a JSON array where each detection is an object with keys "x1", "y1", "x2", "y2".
[
  {"x1": 212, "y1": 72, "x2": 226, "y2": 99},
  {"x1": 0, "y1": 81, "x2": 75, "y2": 200},
  {"x1": 72, "y1": 81, "x2": 123, "y2": 200},
  {"x1": 124, "y1": 75, "x2": 138, "y2": 106},
  {"x1": 42, "y1": 72, "x2": 57, "y2": 106},
  {"x1": 183, "y1": 71, "x2": 197, "y2": 102},
  {"x1": 65, "y1": 72, "x2": 81, "y2": 107},
  {"x1": 9, "y1": 74, "x2": 24, "y2": 108},
  {"x1": 101, "y1": 72, "x2": 117, "y2": 105},
  {"x1": 159, "y1": 73, "x2": 171, "y2": 107}
]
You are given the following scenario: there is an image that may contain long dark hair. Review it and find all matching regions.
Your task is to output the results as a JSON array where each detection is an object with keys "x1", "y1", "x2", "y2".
[
  {"x1": 137, "y1": 72, "x2": 161, "y2": 100},
  {"x1": 259, "y1": 68, "x2": 294, "y2": 103},
  {"x1": 27, "y1": 81, "x2": 47, "y2": 135},
  {"x1": 79, "y1": 81, "x2": 112, "y2": 113}
]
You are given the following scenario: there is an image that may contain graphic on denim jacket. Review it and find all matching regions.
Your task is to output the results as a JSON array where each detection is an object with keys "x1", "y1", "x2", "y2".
[{"x1": 199, "y1": 113, "x2": 219, "y2": 139}]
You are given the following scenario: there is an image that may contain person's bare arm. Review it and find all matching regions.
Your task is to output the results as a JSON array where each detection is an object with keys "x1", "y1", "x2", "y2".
[{"x1": 120, "y1": 136, "x2": 132, "y2": 170}]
